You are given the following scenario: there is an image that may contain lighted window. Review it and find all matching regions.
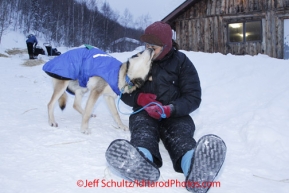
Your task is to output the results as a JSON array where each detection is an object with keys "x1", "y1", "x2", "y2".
[
  {"x1": 245, "y1": 21, "x2": 262, "y2": 41},
  {"x1": 228, "y1": 21, "x2": 262, "y2": 43},
  {"x1": 229, "y1": 23, "x2": 243, "y2": 42}
]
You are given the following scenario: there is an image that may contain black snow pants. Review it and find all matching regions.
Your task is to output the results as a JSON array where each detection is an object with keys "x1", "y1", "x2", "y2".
[
  {"x1": 26, "y1": 43, "x2": 34, "y2": 55},
  {"x1": 129, "y1": 110, "x2": 196, "y2": 173}
]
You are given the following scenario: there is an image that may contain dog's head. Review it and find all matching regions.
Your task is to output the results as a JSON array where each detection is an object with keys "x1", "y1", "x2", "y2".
[{"x1": 122, "y1": 48, "x2": 154, "y2": 93}]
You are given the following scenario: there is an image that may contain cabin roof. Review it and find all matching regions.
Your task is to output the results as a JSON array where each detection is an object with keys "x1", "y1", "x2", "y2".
[{"x1": 162, "y1": 0, "x2": 200, "y2": 26}]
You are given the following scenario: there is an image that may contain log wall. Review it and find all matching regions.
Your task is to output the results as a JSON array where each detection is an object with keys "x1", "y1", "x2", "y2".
[{"x1": 174, "y1": 0, "x2": 289, "y2": 58}]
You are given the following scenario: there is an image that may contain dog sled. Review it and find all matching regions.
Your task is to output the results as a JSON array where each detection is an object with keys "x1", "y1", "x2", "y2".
[{"x1": 43, "y1": 43, "x2": 61, "y2": 56}]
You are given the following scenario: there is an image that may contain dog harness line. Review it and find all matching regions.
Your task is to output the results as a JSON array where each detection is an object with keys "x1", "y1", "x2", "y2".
[
  {"x1": 117, "y1": 92, "x2": 167, "y2": 120},
  {"x1": 125, "y1": 75, "x2": 134, "y2": 90}
]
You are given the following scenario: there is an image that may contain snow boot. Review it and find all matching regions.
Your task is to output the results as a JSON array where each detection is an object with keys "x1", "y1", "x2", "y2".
[
  {"x1": 105, "y1": 139, "x2": 160, "y2": 183},
  {"x1": 185, "y1": 134, "x2": 226, "y2": 193},
  {"x1": 181, "y1": 149, "x2": 195, "y2": 176}
]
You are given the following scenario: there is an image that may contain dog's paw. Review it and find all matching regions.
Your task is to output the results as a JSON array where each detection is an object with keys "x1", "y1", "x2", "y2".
[
  {"x1": 115, "y1": 123, "x2": 129, "y2": 131},
  {"x1": 122, "y1": 125, "x2": 129, "y2": 131},
  {"x1": 49, "y1": 121, "x2": 58, "y2": 127},
  {"x1": 81, "y1": 128, "x2": 91, "y2": 135}
]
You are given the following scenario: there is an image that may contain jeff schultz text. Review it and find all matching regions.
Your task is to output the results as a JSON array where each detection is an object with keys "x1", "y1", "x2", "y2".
[{"x1": 77, "y1": 179, "x2": 221, "y2": 188}]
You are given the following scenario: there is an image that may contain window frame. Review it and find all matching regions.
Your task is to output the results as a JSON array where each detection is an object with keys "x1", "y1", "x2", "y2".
[{"x1": 228, "y1": 20, "x2": 262, "y2": 43}]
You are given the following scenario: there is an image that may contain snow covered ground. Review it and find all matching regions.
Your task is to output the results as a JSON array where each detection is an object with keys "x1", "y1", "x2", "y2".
[{"x1": 0, "y1": 32, "x2": 289, "y2": 193}]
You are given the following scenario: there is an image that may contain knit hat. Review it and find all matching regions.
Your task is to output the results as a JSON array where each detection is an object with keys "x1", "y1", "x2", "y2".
[{"x1": 140, "y1": 21, "x2": 172, "y2": 60}]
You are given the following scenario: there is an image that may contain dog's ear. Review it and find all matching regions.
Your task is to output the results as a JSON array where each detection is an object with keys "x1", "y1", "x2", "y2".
[
  {"x1": 130, "y1": 52, "x2": 142, "y2": 59},
  {"x1": 131, "y1": 77, "x2": 146, "y2": 88}
]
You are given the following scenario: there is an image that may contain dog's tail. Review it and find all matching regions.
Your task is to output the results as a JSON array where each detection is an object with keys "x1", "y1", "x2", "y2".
[{"x1": 58, "y1": 92, "x2": 68, "y2": 110}]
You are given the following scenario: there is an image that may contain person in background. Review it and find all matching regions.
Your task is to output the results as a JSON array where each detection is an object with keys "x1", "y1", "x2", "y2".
[{"x1": 26, "y1": 34, "x2": 38, "y2": 59}]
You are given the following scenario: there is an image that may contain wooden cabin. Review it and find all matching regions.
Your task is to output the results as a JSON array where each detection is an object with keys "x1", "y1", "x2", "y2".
[{"x1": 162, "y1": 0, "x2": 289, "y2": 59}]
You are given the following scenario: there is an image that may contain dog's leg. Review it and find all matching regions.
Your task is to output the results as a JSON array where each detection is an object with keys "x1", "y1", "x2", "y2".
[
  {"x1": 81, "y1": 89, "x2": 100, "y2": 134},
  {"x1": 73, "y1": 89, "x2": 96, "y2": 117},
  {"x1": 73, "y1": 89, "x2": 85, "y2": 115},
  {"x1": 103, "y1": 95, "x2": 128, "y2": 131},
  {"x1": 47, "y1": 79, "x2": 70, "y2": 127}
]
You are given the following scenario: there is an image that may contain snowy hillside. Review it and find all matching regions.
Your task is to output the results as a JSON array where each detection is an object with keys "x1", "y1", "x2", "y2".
[{"x1": 0, "y1": 32, "x2": 289, "y2": 193}]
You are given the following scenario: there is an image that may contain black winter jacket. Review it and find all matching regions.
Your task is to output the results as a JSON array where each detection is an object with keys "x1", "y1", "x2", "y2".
[{"x1": 121, "y1": 48, "x2": 201, "y2": 117}]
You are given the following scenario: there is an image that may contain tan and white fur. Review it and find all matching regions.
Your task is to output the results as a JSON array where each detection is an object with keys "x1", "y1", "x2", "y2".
[{"x1": 47, "y1": 48, "x2": 154, "y2": 134}]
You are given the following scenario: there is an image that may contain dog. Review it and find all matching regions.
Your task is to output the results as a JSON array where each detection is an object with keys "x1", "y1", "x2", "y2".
[{"x1": 43, "y1": 45, "x2": 154, "y2": 134}]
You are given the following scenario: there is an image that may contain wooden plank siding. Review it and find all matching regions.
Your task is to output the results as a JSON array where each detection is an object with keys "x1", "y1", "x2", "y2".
[{"x1": 169, "y1": 0, "x2": 289, "y2": 59}]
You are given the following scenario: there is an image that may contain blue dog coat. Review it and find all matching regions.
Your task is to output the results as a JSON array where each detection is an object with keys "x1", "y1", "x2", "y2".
[{"x1": 42, "y1": 47, "x2": 122, "y2": 95}]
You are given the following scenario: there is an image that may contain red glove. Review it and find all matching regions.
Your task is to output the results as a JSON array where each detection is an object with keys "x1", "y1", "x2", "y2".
[
  {"x1": 144, "y1": 104, "x2": 172, "y2": 119},
  {"x1": 137, "y1": 93, "x2": 162, "y2": 107}
]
